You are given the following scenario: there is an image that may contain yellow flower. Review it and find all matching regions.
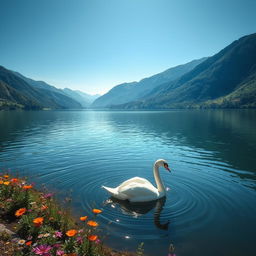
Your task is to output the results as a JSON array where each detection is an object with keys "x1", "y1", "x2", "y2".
[
  {"x1": 4, "y1": 175, "x2": 9, "y2": 179},
  {"x1": 3, "y1": 181, "x2": 10, "y2": 186}
]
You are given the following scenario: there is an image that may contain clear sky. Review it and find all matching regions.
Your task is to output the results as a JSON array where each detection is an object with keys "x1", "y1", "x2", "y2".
[{"x1": 0, "y1": 0, "x2": 255, "y2": 95}]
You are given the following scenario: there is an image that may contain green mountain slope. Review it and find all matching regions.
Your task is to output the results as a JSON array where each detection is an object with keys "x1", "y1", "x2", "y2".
[
  {"x1": 0, "y1": 66, "x2": 82, "y2": 110},
  {"x1": 121, "y1": 33, "x2": 256, "y2": 109},
  {"x1": 92, "y1": 58, "x2": 207, "y2": 108}
]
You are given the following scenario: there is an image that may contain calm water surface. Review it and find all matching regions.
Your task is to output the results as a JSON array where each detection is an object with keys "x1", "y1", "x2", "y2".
[{"x1": 0, "y1": 110, "x2": 256, "y2": 256}]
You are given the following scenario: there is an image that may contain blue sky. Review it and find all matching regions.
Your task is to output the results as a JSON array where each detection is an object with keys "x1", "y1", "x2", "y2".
[{"x1": 0, "y1": 0, "x2": 255, "y2": 94}]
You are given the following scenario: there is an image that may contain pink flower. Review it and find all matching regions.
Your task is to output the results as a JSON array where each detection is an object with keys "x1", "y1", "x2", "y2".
[
  {"x1": 56, "y1": 249, "x2": 65, "y2": 256},
  {"x1": 76, "y1": 236, "x2": 83, "y2": 244},
  {"x1": 54, "y1": 231, "x2": 63, "y2": 238},
  {"x1": 43, "y1": 193, "x2": 54, "y2": 199},
  {"x1": 33, "y1": 245, "x2": 52, "y2": 255}
]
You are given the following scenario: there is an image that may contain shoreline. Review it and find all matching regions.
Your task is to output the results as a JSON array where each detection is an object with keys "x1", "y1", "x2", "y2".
[{"x1": 0, "y1": 173, "x2": 137, "y2": 256}]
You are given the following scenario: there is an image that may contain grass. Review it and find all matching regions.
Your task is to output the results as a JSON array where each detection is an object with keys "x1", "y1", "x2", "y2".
[{"x1": 0, "y1": 173, "x2": 137, "y2": 256}]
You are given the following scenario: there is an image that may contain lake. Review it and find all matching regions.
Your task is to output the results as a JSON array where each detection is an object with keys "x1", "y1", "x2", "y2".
[{"x1": 0, "y1": 110, "x2": 255, "y2": 256}]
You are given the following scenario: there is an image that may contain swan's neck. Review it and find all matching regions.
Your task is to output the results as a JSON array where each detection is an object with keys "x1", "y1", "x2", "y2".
[{"x1": 153, "y1": 163, "x2": 166, "y2": 194}]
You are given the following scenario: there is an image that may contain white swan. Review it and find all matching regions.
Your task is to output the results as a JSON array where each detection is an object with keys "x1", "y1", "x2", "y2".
[{"x1": 102, "y1": 159, "x2": 171, "y2": 202}]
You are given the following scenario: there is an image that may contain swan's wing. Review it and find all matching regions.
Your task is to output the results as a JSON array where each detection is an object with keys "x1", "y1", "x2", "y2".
[
  {"x1": 118, "y1": 177, "x2": 154, "y2": 190},
  {"x1": 118, "y1": 180, "x2": 159, "y2": 202}
]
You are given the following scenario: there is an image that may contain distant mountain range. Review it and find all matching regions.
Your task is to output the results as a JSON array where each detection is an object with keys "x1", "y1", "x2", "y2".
[
  {"x1": 1, "y1": 33, "x2": 255, "y2": 110},
  {"x1": 0, "y1": 67, "x2": 99, "y2": 110},
  {"x1": 92, "y1": 57, "x2": 207, "y2": 108},
  {"x1": 102, "y1": 33, "x2": 256, "y2": 109}
]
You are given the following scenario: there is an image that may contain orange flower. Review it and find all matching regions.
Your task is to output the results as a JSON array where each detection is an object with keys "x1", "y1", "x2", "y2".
[
  {"x1": 0, "y1": 180, "x2": 3, "y2": 184},
  {"x1": 88, "y1": 235, "x2": 98, "y2": 241},
  {"x1": 33, "y1": 217, "x2": 44, "y2": 227},
  {"x1": 92, "y1": 209, "x2": 102, "y2": 214},
  {"x1": 66, "y1": 229, "x2": 78, "y2": 237},
  {"x1": 87, "y1": 220, "x2": 99, "y2": 227},
  {"x1": 41, "y1": 205, "x2": 48, "y2": 211},
  {"x1": 11, "y1": 178, "x2": 19, "y2": 183},
  {"x1": 15, "y1": 208, "x2": 27, "y2": 217},
  {"x1": 3, "y1": 181, "x2": 10, "y2": 185},
  {"x1": 4, "y1": 175, "x2": 9, "y2": 178},
  {"x1": 23, "y1": 185, "x2": 33, "y2": 190},
  {"x1": 80, "y1": 216, "x2": 88, "y2": 221},
  {"x1": 25, "y1": 241, "x2": 32, "y2": 246}
]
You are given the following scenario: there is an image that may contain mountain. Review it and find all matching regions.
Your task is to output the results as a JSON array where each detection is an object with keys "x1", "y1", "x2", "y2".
[
  {"x1": 92, "y1": 57, "x2": 207, "y2": 108},
  {"x1": 0, "y1": 66, "x2": 82, "y2": 110},
  {"x1": 62, "y1": 88, "x2": 100, "y2": 107},
  {"x1": 120, "y1": 33, "x2": 256, "y2": 109}
]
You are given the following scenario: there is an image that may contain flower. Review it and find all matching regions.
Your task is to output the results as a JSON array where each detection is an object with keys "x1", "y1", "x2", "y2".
[
  {"x1": 3, "y1": 181, "x2": 10, "y2": 185},
  {"x1": 56, "y1": 250, "x2": 65, "y2": 256},
  {"x1": 33, "y1": 245, "x2": 52, "y2": 255},
  {"x1": 80, "y1": 216, "x2": 88, "y2": 221},
  {"x1": 18, "y1": 239, "x2": 26, "y2": 245},
  {"x1": 25, "y1": 241, "x2": 32, "y2": 246},
  {"x1": 76, "y1": 236, "x2": 83, "y2": 244},
  {"x1": 0, "y1": 180, "x2": 3, "y2": 184},
  {"x1": 11, "y1": 178, "x2": 19, "y2": 183},
  {"x1": 66, "y1": 229, "x2": 78, "y2": 237},
  {"x1": 43, "y1": 193, "x2": 54, "y2": 198},
  {"x1": 92, "y1": 209, "x2": 102, "y2": 214},
  {"x1": 15, "y1": 208, "x2": 27, "y2": 217},
  {"x1": 4, "y1": 175, "x2": 9, "y2": 178},
  {"x1": 41, "y1": 205, "x2": 48, "y2": 211},
  {"x1": 54, "y1": 231, "x2": 63, "y2": 238},
  {"x1": 88, "y1": 235, "x2": 98, "y2": 241},
  {"x1": 87, "y1": 220, "x2": 99, "y2": 227},
  {"x1": 23, "y1": 185, "x2": 33, "y2": 190},
  {"x1": 43, "y1": 233, "x2": 51, "y2": 237},
  {"x1": 33, "y1": 217, "x2": 44, "y2": 227}
]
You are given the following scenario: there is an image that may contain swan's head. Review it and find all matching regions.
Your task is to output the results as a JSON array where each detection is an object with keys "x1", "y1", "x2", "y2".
[{"x1": 155, "y1": 159, "x2": 171, "y2": 172}]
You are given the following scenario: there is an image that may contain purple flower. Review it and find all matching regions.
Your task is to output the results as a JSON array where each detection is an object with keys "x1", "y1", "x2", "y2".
[
  {"x1": 76, "y1": 236, "x2": 83, "y2": 244},
  {"x1": 33, "y1": 245, "x2": 52, "y2": 255},
  {"x1": 54, "y1": 231, "x2": 63, "y2": 238},
  {"x1": 43, "y1": 193, "x2": 54, "y2": 199},
  {"x1": 56, "y1": 249, "x2": 65, "y2": 256}
]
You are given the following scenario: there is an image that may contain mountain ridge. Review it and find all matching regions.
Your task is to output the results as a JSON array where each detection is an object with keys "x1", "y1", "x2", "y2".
[
  {"x1": 115, "y1": 33, "x2": 256, "y2": 109},
  {"x1": 92, "y1": 57, "x2": 207, "y2": 108}
]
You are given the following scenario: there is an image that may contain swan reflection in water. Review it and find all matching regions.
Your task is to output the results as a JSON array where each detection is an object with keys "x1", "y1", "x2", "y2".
[{"x1": 105, "y1": 196, "x2": 169, "y2": 230}]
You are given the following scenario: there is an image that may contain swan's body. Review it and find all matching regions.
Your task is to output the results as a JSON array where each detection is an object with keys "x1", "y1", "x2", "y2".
[{"x1": 102, "y1": 159, "x2": 170, "y2": 202}]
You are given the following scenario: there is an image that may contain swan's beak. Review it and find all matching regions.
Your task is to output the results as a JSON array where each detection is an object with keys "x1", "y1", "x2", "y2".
[
  {"x1": 165, "y1": 166, "x2": 171, "y2": 172},
  {"x1": 164, "y1": 164, "x2": 171, "y2": 172}
]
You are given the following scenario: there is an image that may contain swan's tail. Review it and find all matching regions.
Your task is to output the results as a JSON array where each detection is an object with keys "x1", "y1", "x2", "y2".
[{"x1": 102, "y1": 186, "x2": 118, "y2": 196}]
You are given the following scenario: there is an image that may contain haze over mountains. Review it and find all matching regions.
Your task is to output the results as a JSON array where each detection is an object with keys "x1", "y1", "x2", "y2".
[{"x1": 1, "y1": 33, "x2": 255, "y2": 110}]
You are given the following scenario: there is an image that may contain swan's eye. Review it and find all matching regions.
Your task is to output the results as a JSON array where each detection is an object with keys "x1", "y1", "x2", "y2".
[{"x1": 164, "y1": 163, "x2": 168, "y2": 168}]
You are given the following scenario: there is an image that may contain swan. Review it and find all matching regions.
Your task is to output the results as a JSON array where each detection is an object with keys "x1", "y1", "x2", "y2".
[{"x1": 102, "y1": 159, "x2": 171, "y2": 202}]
